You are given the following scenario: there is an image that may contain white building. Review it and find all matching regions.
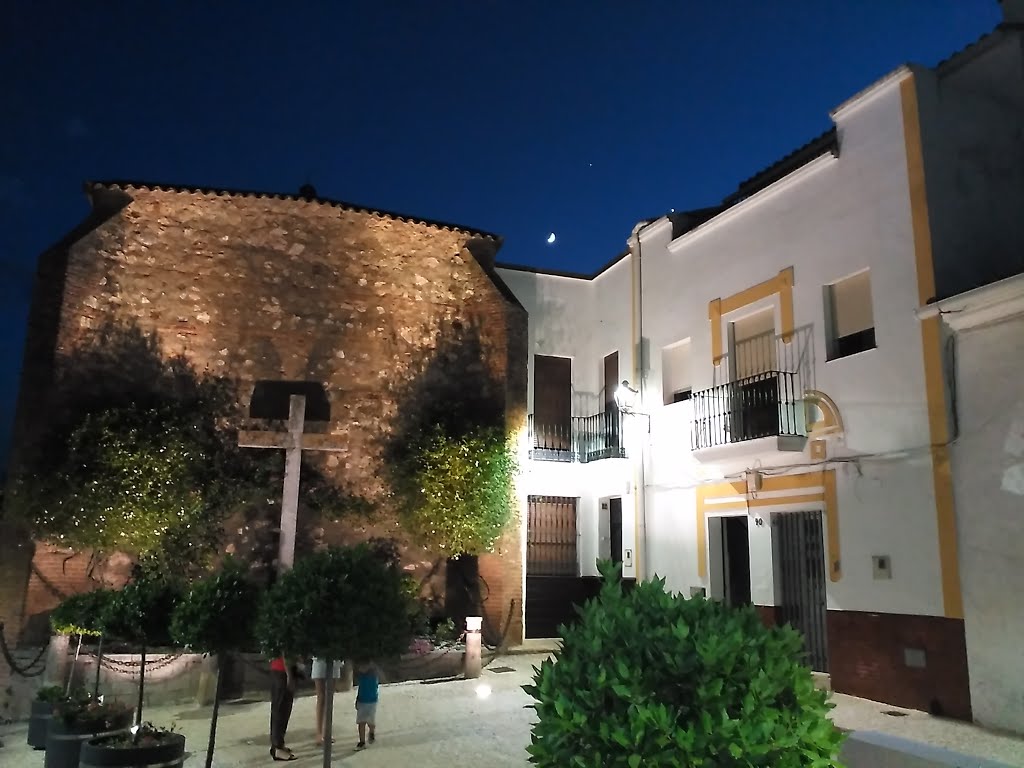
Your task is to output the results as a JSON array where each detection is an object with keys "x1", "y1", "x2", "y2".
[
  {"x1": 919, "y1": 273, "x2": 1024, "y2": 735},
  {"x1": 498, "y1": 2, "x2": 1024, "y2": 729}
]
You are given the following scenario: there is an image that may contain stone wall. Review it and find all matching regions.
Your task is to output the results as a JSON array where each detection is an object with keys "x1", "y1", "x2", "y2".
[{"x1": 3, "y1": 183, "x2": 527, "y2": 647}]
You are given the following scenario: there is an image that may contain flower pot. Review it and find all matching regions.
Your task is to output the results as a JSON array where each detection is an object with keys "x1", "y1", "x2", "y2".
[
  {"x1": 27, "y1": 699, "x2": 55, "y2": 749},
  {"x1": 44, "y1": 714, "x2": 133, "y2": 768},
  {"x1": 80, "y1": 732, "x2": 186, "y2": 768}
]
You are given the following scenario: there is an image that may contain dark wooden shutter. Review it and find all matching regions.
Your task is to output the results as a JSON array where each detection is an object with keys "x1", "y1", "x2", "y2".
[
  {"x1": 534, "y1": 355, "x2": 572, "y2": 451},
  {"x1": 527, "y1": 495, "x2": 578, "y2": 576},
  {"x1": 603, "y1": 352, "x2": 618, "y2": 412}
]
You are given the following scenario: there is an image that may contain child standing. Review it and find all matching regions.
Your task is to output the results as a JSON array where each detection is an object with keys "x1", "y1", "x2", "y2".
[{"x1": 354, "y1": 660, "x2": 382, "y2": 748}]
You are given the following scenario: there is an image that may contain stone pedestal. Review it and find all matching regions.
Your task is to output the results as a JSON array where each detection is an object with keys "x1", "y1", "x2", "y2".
[
  {"x1": 45, "y1": 635, "x2": 70, "y2": 689},
  {"x1": 464, "y1": 616, "x2": 482, "y2": 679},
  {"x1": 338, "y1": 658, "x2": 354, "y2": 691},
  {"x1": 195, "y1": 654, "x2": 219, "y2": 706}
]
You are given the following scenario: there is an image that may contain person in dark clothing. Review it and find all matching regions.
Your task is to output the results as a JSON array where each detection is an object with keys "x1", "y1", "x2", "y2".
[{"x1": 269, "y1": 654, "x2": 297, "y2": 761}]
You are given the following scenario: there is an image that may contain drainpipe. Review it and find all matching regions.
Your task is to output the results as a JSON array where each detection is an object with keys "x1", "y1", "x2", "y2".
[{"x1": 628, "y1": 223, "x2": 649, "y2": 583}]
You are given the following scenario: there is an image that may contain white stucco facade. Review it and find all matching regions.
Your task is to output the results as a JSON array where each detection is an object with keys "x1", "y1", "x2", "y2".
[
  {"x1": 498, "y1": 7, "x2": 1023, "y2": 730},
  {"x1": 924, "y1": 274, "x2": 1024, "y2": 735}
]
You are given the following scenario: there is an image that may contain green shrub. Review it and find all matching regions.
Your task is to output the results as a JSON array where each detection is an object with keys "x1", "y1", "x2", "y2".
[
  {"x1": 170, "y1": 557, "x2": 260, "y2": 654},
  {"x1": 523, "y1": 561, "x2": 845, "y2": 768},
  {"x1": 35, "y1": 685, "x2": 65, "y2": 704},
  {"x1": 389, "y1": 425, "x2": 517, "y2": 556},
  {"x1": 50, "y1": 589, "x2": 115, "y2": 637},
  {"x1": 102, "y1": 572, "x2": 182, "y2": 648},
  {"x1": 255, "y1": 544, "x2": 413, "y2": 662}
]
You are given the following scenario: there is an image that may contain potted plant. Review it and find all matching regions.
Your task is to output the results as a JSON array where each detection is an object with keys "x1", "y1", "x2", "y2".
[
  {"x1": 50, "y1": 588, "x2": 115, "y2": 698},
  {"x1": 80, "y1": 721, "x2": 186, "y2": 768},
  {"x1": 170, "y1": 557, "x2": 260, "y2": 768},
  {"x1": 101, "y1": 570, "x2": 182, "y2": 726},
  {"x1": 45, "y1": 692, "x2": 133, "y2": 768},
  {"x1": 256, "y1": 544, "x2": 413, "y2": 768},
  {"x1": 27, "y1": 684, "x2": 65, "y2": 750},
  {"x1": 524, "y1": 560, "x2": 846, "y2": 767}
]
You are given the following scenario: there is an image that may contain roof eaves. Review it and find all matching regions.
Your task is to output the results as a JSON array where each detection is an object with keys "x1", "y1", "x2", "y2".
[
  {"x1": 86, "y1": 180, "x2": 503, "y2": 242},
  {"x1": 723, "y1": 128, "x2": 839, "y2": 206}
]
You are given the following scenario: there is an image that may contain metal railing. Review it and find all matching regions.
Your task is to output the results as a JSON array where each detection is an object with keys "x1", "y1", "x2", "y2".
[
  {"x1": 528, "y1": 409, "x2": 626, "y2": 463},
  {"x1": 691, "y1": 370, "x2": 805, "y2": 450},
  {"x1": 713, "y1": 326, "x2": 814, "y2": 388}
]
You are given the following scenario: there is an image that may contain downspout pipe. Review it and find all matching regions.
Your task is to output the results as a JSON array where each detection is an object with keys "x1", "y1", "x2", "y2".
[{"x1": 628, "y1": 221, "x2": 651, "y2": 583}]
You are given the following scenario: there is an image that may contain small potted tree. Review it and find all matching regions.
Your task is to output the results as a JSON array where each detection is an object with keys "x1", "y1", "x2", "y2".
[
  {"x1": 79, "y1": 721, "x2": 186, "y2": 768},
  {"x1": 50, "y1": 588, "x2": 115, "y2": 696},
  {"x1": 257, "y1": 544, "x2": 413, "y2": 768},
  {"x1": 27, "y1": 684, "x2": 65, "y2": 750},
  {"x1": 101, "y1": 570, "x2": 182, "y2": 725},
  {"x1": 45, "y1": 691, "x2": 133, "y2": 768},
  {"x1": 170, "y1": 557, "x2": 261, "y2": 768}
]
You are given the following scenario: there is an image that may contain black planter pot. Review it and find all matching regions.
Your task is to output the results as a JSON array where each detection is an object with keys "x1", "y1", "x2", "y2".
[
  {"x1": 44, "y1": 716, "x2": 132, "y2": 768},
  {"x1": 28, "y1": 699, "x2": 55, "y2": 750},
  {"x1": 80, "y1": 732, "x2": 186, "y2": 768}
]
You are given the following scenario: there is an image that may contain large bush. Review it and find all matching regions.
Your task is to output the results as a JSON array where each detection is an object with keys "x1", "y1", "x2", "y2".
[
  {"x1": 390, "y1": 425, "x2": 517, "y2": 555},
  {"x1": 255, "y1": 544, "x2": 412, "y2": 662},
  {"x1": 524, "y1": 562, "x2": 844, "y2": 768}
]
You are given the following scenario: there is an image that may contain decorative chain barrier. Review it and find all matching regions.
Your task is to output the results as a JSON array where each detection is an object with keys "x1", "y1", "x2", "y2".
[
  {"x1": 0, "y1": 622, "x2": 49, "y2": 678},
  {"x1": 80, "y1": 649, "x2": 185, "y2": 675}
]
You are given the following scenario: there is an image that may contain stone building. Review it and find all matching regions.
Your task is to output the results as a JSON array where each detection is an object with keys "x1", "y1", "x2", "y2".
[{"x1": 0, "y1": 181, "x2": 527, "y2": 657}]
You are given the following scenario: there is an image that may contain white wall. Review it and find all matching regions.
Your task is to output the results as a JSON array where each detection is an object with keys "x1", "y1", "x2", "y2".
[
  {"x1": 636, "y1": 73, "x2": 946, "y2": 617},
  {"x1": 950, "y1": 314, "x2": 1024, "y2": 735},
  {"x1": 498, "y1": 263, "x2": 636, "y2": 579}
]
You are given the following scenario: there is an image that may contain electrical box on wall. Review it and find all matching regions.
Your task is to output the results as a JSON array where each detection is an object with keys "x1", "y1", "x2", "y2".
[
  {"x1": 690, "y1": 586, "x2": 706, "y2": 598},
  {"x1": 872, "y1": 555, "x2": 892, "y2": 580},
  {"x1": 623, "y1": 549, "x2": 633, "y2": 568}
]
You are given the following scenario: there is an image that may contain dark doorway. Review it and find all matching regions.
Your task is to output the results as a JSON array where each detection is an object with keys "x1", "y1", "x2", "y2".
[
  {"x1": 773, "y1": 511, "x2": 829, "y2": 672},
  {"x1": 608, "y1": 497, "x2": 623, "y2": 571},
  {"x1": 723, "y1": 516, "x2": 751, "y2": 606},
  {"x1": 533, "y1": 355, "x2": 572, "y2": 454},
  {"x1": 525, "y1": 495, "x2": 580, "y2": 639}
]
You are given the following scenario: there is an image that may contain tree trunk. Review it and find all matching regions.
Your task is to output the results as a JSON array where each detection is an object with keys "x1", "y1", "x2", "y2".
[
  {"x1": 322, "y1": 659, "x2": 335, "y2": 768},
  {"x1": 93, "y1": 636, "x2": 104, "y2": 698},
  {"x1": 204, "y1": 656, "x2": 225, "y2": 768},
  {"x1": 136, "y1": 645, "x2": 146, "y2": 726}
]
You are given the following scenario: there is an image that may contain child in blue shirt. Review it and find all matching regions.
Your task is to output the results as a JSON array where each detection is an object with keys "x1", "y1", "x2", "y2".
[{"x1": 354, "y1": 660, "x2": 382, "y2": 748}]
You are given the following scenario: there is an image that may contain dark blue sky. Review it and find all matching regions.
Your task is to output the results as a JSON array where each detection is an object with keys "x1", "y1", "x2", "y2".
[{"x1": 0, "y1": 1, "x2": 1002, "y2": 455}]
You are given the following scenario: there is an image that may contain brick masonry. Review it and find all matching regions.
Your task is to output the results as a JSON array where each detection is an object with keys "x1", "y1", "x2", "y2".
[
  {"x1": 827, "y1": 610, "x2": 971, "y2": 721},
  {"x1": 2, "y1": 183, "x2": 528, "y2": 650}
]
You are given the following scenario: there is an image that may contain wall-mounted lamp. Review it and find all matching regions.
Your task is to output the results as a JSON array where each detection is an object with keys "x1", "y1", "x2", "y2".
[{"x1": 614, "y1": 380, "x2": 641, "y2": 414}]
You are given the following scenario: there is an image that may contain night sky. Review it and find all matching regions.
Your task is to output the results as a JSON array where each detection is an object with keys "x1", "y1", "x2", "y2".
[{"x1": 0, "y1": 1, "x2": 1002, "y2": 458}]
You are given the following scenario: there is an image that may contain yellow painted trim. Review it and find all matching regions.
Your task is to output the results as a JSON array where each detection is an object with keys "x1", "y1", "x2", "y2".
[
  {"x1": 696, "y1": 485, "x2": 708, "y2": 579},
  {"x1": 695, "y1": 470, "x2": 840, "y2": 581},
  {"x1": 779, "y1": 267, "x2": 795, "y2": 342},
  {"x1": 709, "y1": 267, "x2": 796, "y2": 363},
  {"x1": 823, "y1": 470, "x2": 841, "y2": 581},
  {"x1": 900, "y1": 77, "x2": 936, "y2": 308},
  {"x1": 708, "y1": 299, "x2": 724, "y2": 365},
  {"x1": 804, "y1": 389, "x2": 845, "y2": 436},
  {"x1": 901, "y1": 73, "x2": 963, "y2": 619}
]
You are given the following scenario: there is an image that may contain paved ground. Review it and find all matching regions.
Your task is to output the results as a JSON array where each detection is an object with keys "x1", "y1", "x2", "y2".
[{"x1": 2, "y1": 650, "x2": 1022, "y2": 766}]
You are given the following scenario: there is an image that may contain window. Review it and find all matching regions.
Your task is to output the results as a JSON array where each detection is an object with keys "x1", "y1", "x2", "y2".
[
  {"x1": 662, "y1": 339, "x2": 692, "y2": 405},
  {"x1": 825, "y1": 270, "x2": 876, "y2": 360},
  {"x1": 730, "y1": 308, "x2": 776, "y2": 378}
]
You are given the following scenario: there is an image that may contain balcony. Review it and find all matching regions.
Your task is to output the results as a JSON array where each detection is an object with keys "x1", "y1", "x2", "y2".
[
  {"x1": 527, "y1": 409, "x2": 627, "y2": 463},
  {"x1": 691, "y1": 370, "x2": 807, "y2": 460}
]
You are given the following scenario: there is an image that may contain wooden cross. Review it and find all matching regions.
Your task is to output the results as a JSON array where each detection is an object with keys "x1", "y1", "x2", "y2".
[{"x1": 238, "y1": 394, "x2": 347, "y2": 572}]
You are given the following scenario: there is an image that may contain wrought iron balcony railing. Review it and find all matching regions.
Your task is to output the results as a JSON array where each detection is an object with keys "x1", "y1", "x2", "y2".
[
  {"x1": 691, "y1": 370, "x2": 806, "y2": 451},
  {"x1": 528, "y1": 409, "x2": 626, "y2": 463}
]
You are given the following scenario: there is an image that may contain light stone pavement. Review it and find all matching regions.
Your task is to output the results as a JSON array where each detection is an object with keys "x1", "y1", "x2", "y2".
[{"x1": 2, "y1": 651, "x2": 1022, "y2": 766}]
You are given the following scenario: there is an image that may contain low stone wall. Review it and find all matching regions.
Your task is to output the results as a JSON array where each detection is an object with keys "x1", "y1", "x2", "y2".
[
  {"x1": 69, "y1": 650, "x2": 207, "y2": 711},
  {"x1": 840, "y1": 730, "x2": 1014, "y2": 768}
]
